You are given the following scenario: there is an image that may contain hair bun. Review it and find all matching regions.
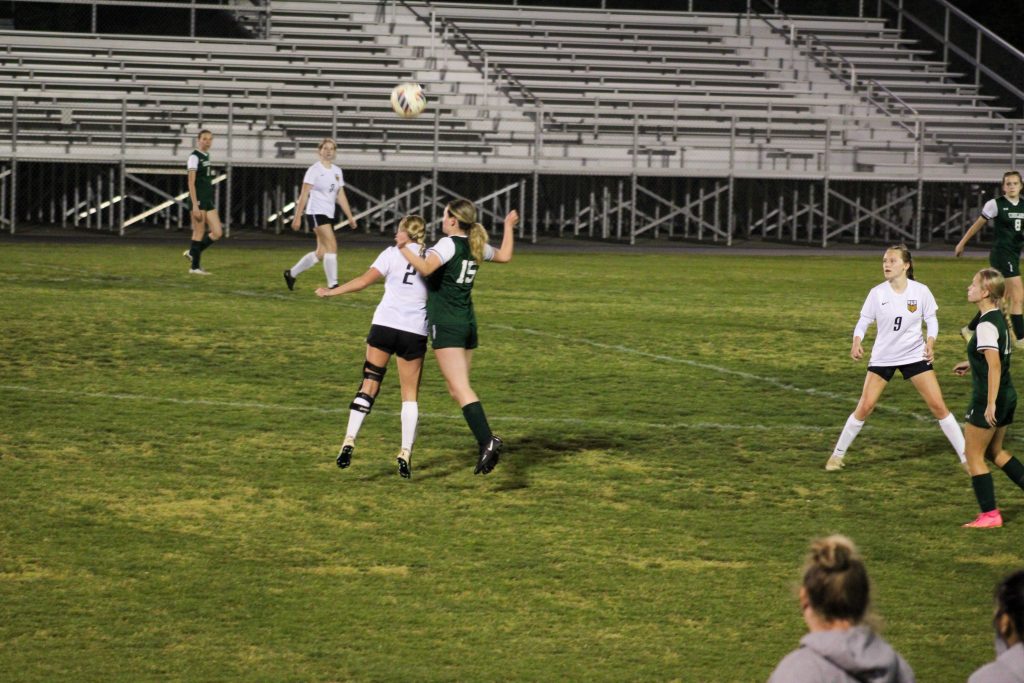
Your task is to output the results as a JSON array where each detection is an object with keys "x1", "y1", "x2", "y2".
[{"x1": 811, "y1": 536, "x2": 855, "y2": 572}]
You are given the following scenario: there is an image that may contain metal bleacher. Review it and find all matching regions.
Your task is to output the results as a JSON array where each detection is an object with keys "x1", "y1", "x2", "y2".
[
  {"x1": 1, "y1": 0, "x2": 1021, "y2": 245},
  {"x1": 0, "y1": 0, "x2": 1019, "y2": 178}
]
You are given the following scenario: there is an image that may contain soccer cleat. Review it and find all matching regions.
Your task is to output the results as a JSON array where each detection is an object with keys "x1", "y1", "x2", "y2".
[
  {"x1": 962, "y1": 509, "x2": 1003, "y2": 528},
  {"x1": 336, "y1": 436, "x2": 355, "y2": 469},
  {"x1": 283, "y1": 269, "x2": 296, "y2": 291},
  {"x1": 474, "y1": 435, "x2": 503, "y2": 475},
  {"x1": 182, "y1": 249, "x2": 192, "y2": 260},
  {"x1": 188, "y1": 268, "x2": 211, "y2": 275},
  {"x1": 825, "y1": 454, "x2": 845, "y2": 471},
  {"x1": 960, "y1": 325, "x2": 973, "y2": 344},
  {"x1": 397, "y1": 449, "x2": 412, "y2": 479}
]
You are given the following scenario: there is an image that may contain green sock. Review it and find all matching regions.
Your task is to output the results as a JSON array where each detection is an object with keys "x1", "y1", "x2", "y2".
[
  {"x1": 461, "y1": 401, "x2": 492, "y2": 447},
  {"x1": 1000, "y1": 456, "x2": 1024, "y2": 491},
  {"x1": 1012, "y1": 315, "x2": 1024, "y2": 341},
  {"x1": 971, "y1": 473, "x2": 997, "y2": 513},
  {"x1": 199, "y1": 233, "x2": 214, "y2": 251},
  {"x1": 968, "y1": 311, "x2": 981, "y2": 331}
]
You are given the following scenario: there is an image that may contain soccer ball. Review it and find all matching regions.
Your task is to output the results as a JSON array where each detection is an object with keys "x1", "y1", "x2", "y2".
[{"x1": 390, "y1": 82, "x2": 427, "y2": 118}]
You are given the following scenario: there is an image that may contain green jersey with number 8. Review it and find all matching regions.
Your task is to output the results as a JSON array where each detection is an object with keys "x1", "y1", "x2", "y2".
[{"x1": 425, "y1": 235, "x2": 495, "y2": 324}]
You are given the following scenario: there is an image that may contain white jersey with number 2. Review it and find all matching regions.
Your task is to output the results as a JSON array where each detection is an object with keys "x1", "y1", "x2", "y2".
[
  {"x1": 369, "y1": 243, "x2": 428, "y2": 336},
  {"x1": 854, "y1": 280, "x2": 939, "y2": 367}
]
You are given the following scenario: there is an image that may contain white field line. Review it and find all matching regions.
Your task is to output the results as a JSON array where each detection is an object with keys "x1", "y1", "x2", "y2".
[
  {"x1": 490, "y1": 325, "x2": 935, "y2": 423},
  {"x1": 0, "y1": 383, "x2": 945, "y2": 435},
  {"x1": 9, "y1": 265, "x2": 931, "y2": 423}
]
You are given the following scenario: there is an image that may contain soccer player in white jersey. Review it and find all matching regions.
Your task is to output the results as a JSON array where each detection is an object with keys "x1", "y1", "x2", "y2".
[
  {"x1": 315, "y1": 215, "x2": 428, "y2": 478},
  {"x1": 284, "y1": 138, "x2": 357, "y2": 290},
  {"x1": 826, "y1": 245, "x2": 967, "y2": 472}
]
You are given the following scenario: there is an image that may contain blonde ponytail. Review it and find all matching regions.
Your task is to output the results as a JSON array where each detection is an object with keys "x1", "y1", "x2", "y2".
[
  {"x1": 468, "y1": 223, "x2": 488, "y2": 262},
  {"x1": 446, "y1": 199, "x2": 488, "y2": 261}
]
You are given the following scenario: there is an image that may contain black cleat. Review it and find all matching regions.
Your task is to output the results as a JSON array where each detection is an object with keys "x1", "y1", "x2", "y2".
[
  {"x1": 474, "y1": 435, "x2": 503, "y2": 475},
  {"x1": 283, "y1": 269, "x2": 296, "y2": 291},
  {"x1": 397, "y1": 449, "x2": 412, "y2": 479},
  {"x1": 337, "y1": 437, "x2": 354, "y2": 469}
]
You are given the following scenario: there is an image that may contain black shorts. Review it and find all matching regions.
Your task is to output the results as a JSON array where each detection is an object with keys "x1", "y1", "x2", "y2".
[
  {"x1": 868, "y1": 360, "x2": 933, "y2": 381},
  {"x1": 989, "y1": 246, "x2": 1022, "y2": 279},
  {"x1": 366, "y1": 324, "x2": 427, "y2": 360},
  {"x1": 306, "y1": 214, "x2": 336, "y2": 230}
]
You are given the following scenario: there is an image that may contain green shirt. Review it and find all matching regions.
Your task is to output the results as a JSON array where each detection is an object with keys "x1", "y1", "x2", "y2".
[
  {"x1": 988, "y1": 196, "x2": 1024, "y2": 252},
  {"x1": 425, "y1": 235, "x2": 492, "y2": 325},
  {"x1": 968, "y1": 308, "x2": 1014, "y2": 404},
  {"x1": 188, "y1": 149, "x2": 214, "y2": 199}
]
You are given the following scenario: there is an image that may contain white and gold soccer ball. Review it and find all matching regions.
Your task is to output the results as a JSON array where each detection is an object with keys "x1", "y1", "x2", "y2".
[{"x1": 390, "y1": 82, "x2": 427, "y2": 118}]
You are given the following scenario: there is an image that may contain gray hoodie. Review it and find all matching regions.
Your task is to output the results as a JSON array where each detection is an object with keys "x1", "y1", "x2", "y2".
[
  {"x1": 969, "y1": 642, "x2": 1024, "y2": 683},
  {"x1": 768, "y1": 625, "x2": 915, "y2": 683}
]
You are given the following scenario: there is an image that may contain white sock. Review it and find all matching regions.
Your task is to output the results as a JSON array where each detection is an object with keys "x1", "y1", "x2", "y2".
[
  {"x1": 345, "y1": 395, "x2": 372, "y2": 440},
  {"x1": 831, "y1": 414, "x2": 865, "y2": 458},
  {"x1": 323, "y1": 253, "x2": 338, "y2": 287},
  {"x1": 290, "y1": 251, "x2": 320, "y2": 277},
  {"x1": 401, "y1": 401, "x2": 418, "y2": 451},
  {"x1": 938, "y1": 413, "x2": 967, "y2": 464}
]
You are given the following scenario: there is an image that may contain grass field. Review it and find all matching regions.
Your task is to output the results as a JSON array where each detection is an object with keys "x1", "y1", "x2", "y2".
[{"x1": 1, "y1": 240, "x2": 1022, "y2": 681}]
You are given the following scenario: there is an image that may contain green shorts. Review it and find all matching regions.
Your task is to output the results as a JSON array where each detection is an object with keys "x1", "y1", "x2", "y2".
[
  {"x1": 989, "y1": 246, "x2": 1021, "y2": 278},
  {"x1": 188, "y1": 193, "x2": 216, "y2": 212},
  {"x1": 429, "y1": 322, "x2": 478, "y2": 350},
  {"x1": 965, "y1": 392, "x2": 1017, "y2": 428}
]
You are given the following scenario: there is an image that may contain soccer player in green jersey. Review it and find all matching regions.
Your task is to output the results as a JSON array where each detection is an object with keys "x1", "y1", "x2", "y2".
[
  {"x1": 399, "y1": 199, "x2": 518, "y2": 475},
  {"x1": 953, "y1": 268, "x2": 1024, "y2": 528},
  {"x1": 183, "y1": 130, "x2": 222, "y2": 275},
  {"x1": 955, "y1": 171, "x2": 1024, "y2": 346}
]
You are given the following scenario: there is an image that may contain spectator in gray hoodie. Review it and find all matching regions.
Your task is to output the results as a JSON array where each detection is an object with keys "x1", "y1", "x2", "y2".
[
  {"x1": 969, "y1": 569, "x2": 1024, "y2": 683},
  {"x1": 768, "y1": 535, "x2": 915, "y2": 683}
]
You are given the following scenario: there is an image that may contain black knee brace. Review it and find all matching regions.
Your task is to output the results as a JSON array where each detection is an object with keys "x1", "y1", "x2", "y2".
[
  {"x1": 363, "y1": 360, "x2": 387, "y2": 385},
  {"x1": 350, "y1": 391, "x2": 375, "y2": 415}
]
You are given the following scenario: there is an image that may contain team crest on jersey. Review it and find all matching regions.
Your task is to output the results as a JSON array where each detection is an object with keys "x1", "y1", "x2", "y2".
[
  {"x1": 335, "y1": 175, "x2": 341, "y2": 182},
  {"x1": 907, "y1": 300, "x2": 918, "y2": 313}
]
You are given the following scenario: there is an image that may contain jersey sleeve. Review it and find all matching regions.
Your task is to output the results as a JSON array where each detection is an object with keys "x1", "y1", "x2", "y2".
[
  {"x1": 853, "y1": 291, "x2": 876, "y2": 339},
  {"x1": 187, "y1": 154, "x2": 199, "y2": 171},
  {"x1": 336, "y1": 166, "x2": 345, "y2": 188},
  {"x1": 483, "y1": 244, "x2": 496, "y2": 261},
  {"x1": 370, "y1": 248, "x2": 391, "y2": 276},
  {"x1": 302, "y1": 165, "x2": 317, "y2": 186},
  {"x1": 976, "y1": 321, "x2": 1000, "y2": 351},
  {"x1": 982, "y1": 198, "x2": 999, "y2": 220},
  {"x1": 427, "y1": 237, "x2": 456, "y2": 265}
]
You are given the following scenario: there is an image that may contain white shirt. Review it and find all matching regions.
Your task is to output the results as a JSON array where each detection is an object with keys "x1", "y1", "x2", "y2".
[
  {"x1": 186, "y1": 153, "x2": 200, "y2": 171},
  {"x1": 853, "y1": 279, "x2": 938, "y2": 366},
  {"x1": 369, "y1": 244, "x2": 428, "y2": 336},
  {"x1": 428, "y1": 236, "x2": 496, "y2": 264},
  {"x1": 302, "y1": 163, "x2": 343, "y2": 217}
]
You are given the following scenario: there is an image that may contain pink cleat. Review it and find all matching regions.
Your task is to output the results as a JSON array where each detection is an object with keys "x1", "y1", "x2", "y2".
[{"x1": 962, "y1": 510, "x2": 1003, "y2": 528}]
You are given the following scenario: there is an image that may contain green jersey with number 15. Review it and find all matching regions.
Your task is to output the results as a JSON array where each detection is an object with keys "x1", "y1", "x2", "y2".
[{"x1": 425, "y1": 235, "x2": 494, "y2": 325}]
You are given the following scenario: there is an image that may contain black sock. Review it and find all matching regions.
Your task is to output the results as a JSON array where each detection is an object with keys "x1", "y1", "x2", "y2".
[
  {"x1": 967, "y1": 311, "x2": 982, "y2": 331},
  {"x1": 1000, "y1": 456, "x2": 1024, "y2": 491},
  {"x1": 971, "y1": 473, "x2": 998, "y2": 513},
  {"x1": 461, "y1": 401, "x2": 492, "y2": 447},
  {"x1": 199, "y1": 233, "x2": 214, "y2": 252},
  {"x1": 190, "y1": 240, "x2": 202, "y2": 269},
  {"x1": 1012, "y1": 314, "x2": 1024, "y2": 341}
]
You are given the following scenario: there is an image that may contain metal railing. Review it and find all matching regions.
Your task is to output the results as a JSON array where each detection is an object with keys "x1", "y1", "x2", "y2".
[{"x1": 878, "y1": 0, "x2": 1024, "y2": 116}]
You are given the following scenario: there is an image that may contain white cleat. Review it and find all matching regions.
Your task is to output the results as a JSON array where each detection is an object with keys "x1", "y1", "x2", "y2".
[
  {"x1": 825, "y1": 455, "x2": 845, "y2": 471},
  {"x1": 183, "y1": 249, "x2": 192, "y2": 260},
  {"x1": 188, "y1": 268, "x2": 211, "y2": 275}
]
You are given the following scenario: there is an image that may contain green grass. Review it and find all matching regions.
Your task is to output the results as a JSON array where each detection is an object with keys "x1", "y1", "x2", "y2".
[{"x1": 1, "y1": 241, "x2": 1022, "y2": 681}]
